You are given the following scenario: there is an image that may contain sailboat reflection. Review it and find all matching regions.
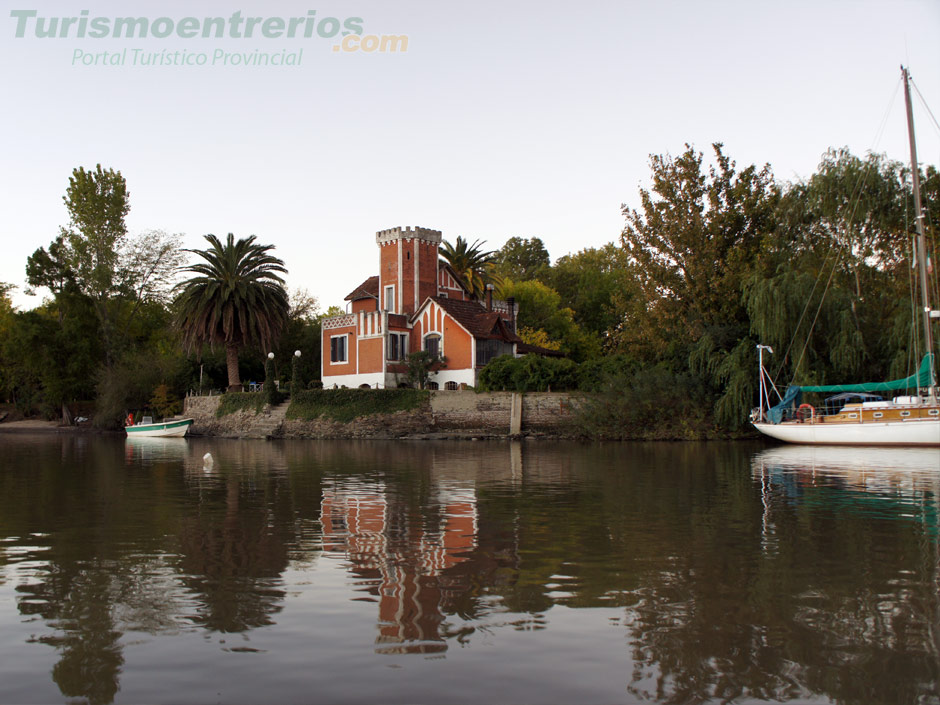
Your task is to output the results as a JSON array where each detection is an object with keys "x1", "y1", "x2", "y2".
[
  {"x1": 752, "y1": 445, "x2": 940, "y2": 549},
  {"x1": 753, "y1": 445, "x2": 940, "y2": 491}
]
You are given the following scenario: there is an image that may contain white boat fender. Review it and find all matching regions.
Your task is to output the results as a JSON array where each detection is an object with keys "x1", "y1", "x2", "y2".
[{"x1": 203, "y1": 452, "x2": 214, "y2": 470}]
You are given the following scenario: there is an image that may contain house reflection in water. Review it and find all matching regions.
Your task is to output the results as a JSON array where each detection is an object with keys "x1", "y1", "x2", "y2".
[{"x1": 320, "y1": 482, "x2": 478, "y2": 654}]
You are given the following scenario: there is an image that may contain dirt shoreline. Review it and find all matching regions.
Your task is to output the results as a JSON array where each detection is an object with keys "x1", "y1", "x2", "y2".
[{"x1": 0, "y1": 419, "x2": 120, "y2": 434}]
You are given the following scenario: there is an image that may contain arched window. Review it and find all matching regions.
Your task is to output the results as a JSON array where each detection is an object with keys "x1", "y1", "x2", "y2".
[
  {"x1": 424, "y1": 333, "x2": 441, "y2": 358},
  {"x1": 444, "y1": 381, "x2": 459, "y2": 391},
  {"x1": 426, "y1": 382, "x2": 439, "y2": 390}
]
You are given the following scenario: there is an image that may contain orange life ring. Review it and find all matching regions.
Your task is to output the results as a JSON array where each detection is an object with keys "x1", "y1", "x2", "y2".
[{"x1": 797, "y1": 403, "x2": 815, "y2": 423}]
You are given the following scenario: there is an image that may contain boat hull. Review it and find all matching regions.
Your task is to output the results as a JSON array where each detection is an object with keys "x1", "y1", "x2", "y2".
[
  {"x1": 125, "y1": 418, "x2": 193, "y2": 438},
  {"x1": 754, "y1": 418, "x2": 940, "y2": 446}
]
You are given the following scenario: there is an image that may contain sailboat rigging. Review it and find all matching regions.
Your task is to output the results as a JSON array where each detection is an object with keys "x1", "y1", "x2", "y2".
[{"x1": 752, "y1": 66, "x2": 940, "y2": 446}]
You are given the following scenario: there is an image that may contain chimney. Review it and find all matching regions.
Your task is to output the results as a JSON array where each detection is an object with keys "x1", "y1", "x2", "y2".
[
  {"x1": 485, "y1": 283, "x2": 494, "y2": 311},
  {"x1": 505, "y1": 296, "x2": 516, "y2": 331}
]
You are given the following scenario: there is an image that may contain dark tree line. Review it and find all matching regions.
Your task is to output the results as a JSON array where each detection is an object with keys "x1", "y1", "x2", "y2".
[{"x1": 2, "y1": 148, "x2": 937, "y2": 434}]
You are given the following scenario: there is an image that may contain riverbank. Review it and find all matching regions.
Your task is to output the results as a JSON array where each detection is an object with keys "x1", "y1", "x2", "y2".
[
  {"x1": 0, "y1": 419, "x2": 120, "y2": 434},
  {"x1": 184, "y1": 390, "x2": 584, "y2": 440},
  {"x1": 0, "y1": 390, "x2": 747, "y2": 441}
]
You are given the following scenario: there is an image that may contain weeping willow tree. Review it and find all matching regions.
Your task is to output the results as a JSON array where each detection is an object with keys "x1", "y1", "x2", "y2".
[{"x1": 745, "y1": 150, "x2": 925, "y2": 397}]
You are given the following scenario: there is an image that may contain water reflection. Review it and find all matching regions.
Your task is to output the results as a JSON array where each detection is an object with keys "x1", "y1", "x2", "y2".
[
  {"x1": 321, "y1": 480, "x2": 476, "y2": 653},
  {"x1": 0, "y1": 435, "x2": 937, "y2": 704}
]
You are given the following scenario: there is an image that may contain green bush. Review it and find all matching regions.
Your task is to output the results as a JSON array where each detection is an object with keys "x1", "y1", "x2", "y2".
[
  {"x1": 577, "y1": 353, "x2": 639, "y2": 392},
  {"x1": 576, "y1": 365, "x2": 712, "y2": 440},
  {"x1": 477, "y1": 354, "x2": 579, "y2": 392},
  {"x1": 287, "y1": 388, "x2": 429, "y2": 423},
  {"x1": 216, "y1": 391, "x2": 267, "y2": 417}
]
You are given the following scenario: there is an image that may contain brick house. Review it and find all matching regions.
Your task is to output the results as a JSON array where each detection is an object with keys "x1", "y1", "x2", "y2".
[{"x1": 320, "y1": 226, "x2": 522, "y2": 389}]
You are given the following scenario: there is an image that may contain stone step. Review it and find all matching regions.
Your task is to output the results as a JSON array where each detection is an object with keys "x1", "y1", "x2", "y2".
[{"x1": 243, "y1": 401, "x2": 291, "y2": 439}]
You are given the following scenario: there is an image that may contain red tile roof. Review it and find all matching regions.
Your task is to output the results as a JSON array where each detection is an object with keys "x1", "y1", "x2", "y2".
[
  {"x1": 427, "y1": 296, "x2": 522, "y2": 343},
  {"x1": 345, "y1": 275, "x2": 379, "y2": 301},
  {"x1": 516, "y1": 342, "x2": 565, "y2": 357}
]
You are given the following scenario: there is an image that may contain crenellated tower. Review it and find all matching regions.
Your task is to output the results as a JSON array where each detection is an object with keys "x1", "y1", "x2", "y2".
[{"x1": 376, "y1": 226, "x2": 442, "y2": 316}]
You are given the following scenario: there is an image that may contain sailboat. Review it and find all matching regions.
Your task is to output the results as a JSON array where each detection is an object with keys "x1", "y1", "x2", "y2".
[{"x1": 752, "y1": 67, "x2": 940, "y2": 447}]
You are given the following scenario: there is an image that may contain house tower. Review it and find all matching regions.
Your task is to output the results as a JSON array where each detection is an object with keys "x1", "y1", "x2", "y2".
[{"x1": 376, "y1": 226, "x2": 442, "y2": 316}]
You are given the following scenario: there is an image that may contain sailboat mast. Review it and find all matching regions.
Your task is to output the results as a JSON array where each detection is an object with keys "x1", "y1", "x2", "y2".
[{"x1": 902, "y1": 65, "x2": 936, "y2": 396}]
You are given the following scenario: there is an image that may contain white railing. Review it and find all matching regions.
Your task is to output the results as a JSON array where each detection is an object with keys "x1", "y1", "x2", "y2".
[
  {"x1": 323, "y1": 311, "x2": 386, "y2": 336},
  {"x1": 322, "y1": 314, "x2": 356, "y2": 330}
]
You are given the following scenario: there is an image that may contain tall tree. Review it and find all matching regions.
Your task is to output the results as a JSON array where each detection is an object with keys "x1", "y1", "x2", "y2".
[
  {"x1": 26, "y1": 166, "x2": 183, "y2": 366},
  {"x1": 501, "y1": 279, "x2": 598, "y2": 360},
  {"x1": 440, "y1": 236, "x2": 499, "y2": 299},
  {"x1": 493, "y1": 236, "x2": 550, "y2": 282},
  {"x1": 543, "y1": 244, "x2": 630, "y2": 338},
  {"x1": 618, "y1": 143, "x2": 778, "y2": 428},
  {"x1": 174, "y1": 233, "x2": 289, "y2": 392},
  {"x1": 620, "y1": 143, "x2": 777, "y2": 354},
  {"x1": 745, "y1": 149, "x2": 928, "y2": 387}
]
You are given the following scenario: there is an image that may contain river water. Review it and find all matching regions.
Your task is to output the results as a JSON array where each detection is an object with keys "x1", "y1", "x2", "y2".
[{"x1": 0, "y1": 434, "x2": 937, "y2": 705}]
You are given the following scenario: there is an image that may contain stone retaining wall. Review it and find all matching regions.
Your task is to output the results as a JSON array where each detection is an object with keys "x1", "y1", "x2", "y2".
[{"x1": 184, "y1": 391, "x2": 581, "y2": 439}]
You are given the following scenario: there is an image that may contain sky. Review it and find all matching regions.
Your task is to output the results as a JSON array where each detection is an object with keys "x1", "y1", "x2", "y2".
[{"x1": 2, "y1": 0, "x2": 939, "y2": 313}]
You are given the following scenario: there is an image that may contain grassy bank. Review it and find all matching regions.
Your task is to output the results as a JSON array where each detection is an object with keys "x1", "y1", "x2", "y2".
[{"x1": 286, "y1": 389, "x2": 429, "y2": 423}]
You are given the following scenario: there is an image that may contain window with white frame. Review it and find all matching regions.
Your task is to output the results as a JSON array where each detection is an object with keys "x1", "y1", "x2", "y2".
[
  {"x1": 384, "y1": 285, "x2": 395, "y2": 312},
  {"x1": 330, "y1": 334, "x2": 348, "y2": 363},
  {"x1": 424, "y1": 333, "x2": 441, "y2": 359},
  {"x1": 387, "y1": 332, "x2": 409, "y2": 361}
]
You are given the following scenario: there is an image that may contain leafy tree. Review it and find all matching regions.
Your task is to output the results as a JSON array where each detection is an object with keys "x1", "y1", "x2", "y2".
[
  {"x1": 1, "y1": 304, "x2": 100, "y2": 418},
  {"x1": 493, "y1": 236, "x2": 550, "y2": 282},
  {"x1": 517, "y1": 327, "x2": 561, "y2": 351},
  {"x1": 403, "y1": 350, "x2": 446, "y2": 389},
  {"x1": 619, "y1": 143, "x2": 777, "y2": 359},
  {"x1": 477, "y1": 354, "x2": 578, "y2": 392},
  {"x1": 745, "y1": 149, "x2": 930, "y2": 389},
  {"x1": 440, "y1": 236, "x2": 499, "y2": 299},
  {"x1": 174, "y1": 233, "x2": 290, "y2": 392},
  {"x1": 543, "y1": 244, "x2": 631, "y2": 338},
  {"x1": 616, "y1": 143, "x2": 778, "y2": 429},
  {"x1": 501, "y1": 280, "x2": 598, "y2": 360},
  {"x1": 26, "y1": 167, "x2": 184, "y2": 367},
  {"x1": 60, "y1": 164, "x2": 130, "y2": 303},
  {"x1": 25, "y1": 236, "x2": 76, "y2": 302},
  {"x1": 272, "y1": 288, "x2": 321, "y2": 389},
  {"x1": 0, "y1": 284, "x2": 16, "y2": 402},
  {"x1": 149, "y1": 383, "x2": 181, "y2": 418}
]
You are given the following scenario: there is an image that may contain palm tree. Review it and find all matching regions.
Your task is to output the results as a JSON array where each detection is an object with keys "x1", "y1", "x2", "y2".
[
  {"x1": 175, "y1": 233, "x2": 289, "y2": 392},
  {"x1": 440, "y1": 236, "x2": 500, "y2": 299}
]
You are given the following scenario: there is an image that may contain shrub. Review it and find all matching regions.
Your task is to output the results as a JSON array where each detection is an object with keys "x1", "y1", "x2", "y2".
[
  {"x1": 477, "y1": 354, "x2": 579, "y2": 392},
  {"x1": 575, "y1": 365, "x2": 712, "y2": 440},
  {"x1": 577, "y1": 353, "x2": 639, "y2": 392},
  {"x1": 287, "y1": 388, "x2": 429, "y2": 423},
  {"x1": 217, "y1": 391, "x2": 267, "y2": 417},
  {"x1": 150, "y1": 384, "x2": 181, "y2": 418}
]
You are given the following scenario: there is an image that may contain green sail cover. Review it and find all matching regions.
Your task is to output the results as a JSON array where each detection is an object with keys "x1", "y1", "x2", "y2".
[{"x1": 798, "y1": 353, "x2": 935, "y2": 394}]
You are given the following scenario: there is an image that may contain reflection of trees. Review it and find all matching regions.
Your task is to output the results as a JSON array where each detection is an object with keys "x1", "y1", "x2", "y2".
[
  {"x1": 2, "y1": 435, "x2": 938, "y2": 705},
  {"x1": 20, "y1": 564, "x2": 123, "y2": 705},
  {"x1": 1, "y1": 436, "x2": 318, "y2": 703},
  {"x1": 472, "y1": 442, "x2": 940, "y2": 705},
  {"x1": 176, "y1": 473, "x2": 293, "y2": 632},
  {"x1": 4, "y1": 436, "x2": 181, "y2": 705}
]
